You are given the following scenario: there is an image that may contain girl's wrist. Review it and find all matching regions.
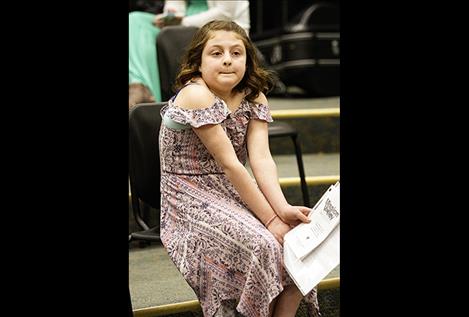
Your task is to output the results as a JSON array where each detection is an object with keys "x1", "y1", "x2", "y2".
[
  {"x1": 275, "y1": 203, "x2": 291, "y2": 219},
  {"x1": 264, "y1": 214, "x2": 278, "y2": 228}
]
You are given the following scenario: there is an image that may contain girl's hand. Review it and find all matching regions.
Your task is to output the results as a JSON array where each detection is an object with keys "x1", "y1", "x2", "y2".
[
  {"x1": 267, "y1": 216, "x2": 291, "y2": 245},
  {"x1": 277, "y1": 204, "x2": 311, "y2": 227},
  {"x1": 153, "y1": 15, "x2": 182, "y2": 28},
  {"x1": 153, "y1": 16, "x2": 165, "y2": 28}
]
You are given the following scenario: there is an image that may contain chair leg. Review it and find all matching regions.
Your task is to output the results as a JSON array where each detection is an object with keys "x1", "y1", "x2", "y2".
[
  {"x1": 291, "y1": 135, "x2": 310, "y2": 207},
  {"x1": 129, "y1": 238, "x2": 134, "y2": 316},
  {"x1": 129, "y1": 287, "x2": 134, "y2": 317}
]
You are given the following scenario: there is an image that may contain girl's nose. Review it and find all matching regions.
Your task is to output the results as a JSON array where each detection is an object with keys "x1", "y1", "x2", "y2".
[{"x1": 223, "y1": 55, "x2": 232, "y2": 66}]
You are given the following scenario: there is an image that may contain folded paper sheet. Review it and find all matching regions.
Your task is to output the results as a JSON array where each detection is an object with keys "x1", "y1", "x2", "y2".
[{"x1": 284, "y1": 182, "x2": 340, "y2": 295}]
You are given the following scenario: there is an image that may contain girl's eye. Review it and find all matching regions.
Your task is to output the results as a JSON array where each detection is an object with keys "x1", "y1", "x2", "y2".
[
  {"x1": 212, "y1": 52, "x2": 222, "y2": 56},
  {"x1": 232, "y1": 51, "x2": 240, "y2": 56}
]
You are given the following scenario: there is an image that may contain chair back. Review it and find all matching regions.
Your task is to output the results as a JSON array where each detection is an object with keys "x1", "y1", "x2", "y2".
[
  {"x1": 157, "y1": 26, "x2": 199, "y2": 101},
  {"x1": 129, "y1": 103, "x2": 167, "y2": 229}
]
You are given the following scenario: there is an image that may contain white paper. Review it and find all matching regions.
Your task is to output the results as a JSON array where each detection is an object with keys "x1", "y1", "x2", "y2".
[
  {"x1": 286, "y1": 182, "x2": 339, "y2": 260},
  {"x1": 284, "y1": 182, "x2": 340, "y2": 295},
  {"x1": 284, "y1": 224, "x2": 339, "y2": 295}
]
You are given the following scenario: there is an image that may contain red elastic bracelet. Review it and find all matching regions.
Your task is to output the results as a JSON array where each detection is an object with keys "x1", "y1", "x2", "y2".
[{"x1": 265, "y1": 214, "x2": 278, "y2": 228}]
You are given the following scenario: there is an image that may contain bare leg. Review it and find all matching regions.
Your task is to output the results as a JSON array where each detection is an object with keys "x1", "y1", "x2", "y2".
[
  {"x1": 272, "y1": 284, "x2": 303, "y2": 317},
  {"x1": 268, "y1": 297, "x2": 278, "y2": 317}
]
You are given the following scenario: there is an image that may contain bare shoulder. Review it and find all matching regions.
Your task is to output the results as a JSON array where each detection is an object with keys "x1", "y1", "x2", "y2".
[
  {"x1": 173, "y1": 81, "x2": 215, "y2": 110},
  {"x1": 253, "y1": 92, "x2": 268, "y2": 105}
]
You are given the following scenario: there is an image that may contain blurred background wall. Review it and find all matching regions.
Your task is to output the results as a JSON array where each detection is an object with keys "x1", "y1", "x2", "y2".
[{"x1": 129, "y1": 0, "x2": 339, "y2": 37}]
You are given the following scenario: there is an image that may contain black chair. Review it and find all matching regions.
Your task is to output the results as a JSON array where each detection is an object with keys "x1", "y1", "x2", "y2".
[
  {"x1": 129, "y1": 102, "x2": 167, "y2": 317},
  {"x1": 156, "y1": 26, "x2": 310, "y2": 207},
  {"x1": 268, "y1": 121, "x2": 310, "y2": 207},
  {"x1": 129, "y1": 102, "x2": 167, "y2": 243},
  {"x1": 157, "y1": 25, "x2": 199, "y2": 102}
]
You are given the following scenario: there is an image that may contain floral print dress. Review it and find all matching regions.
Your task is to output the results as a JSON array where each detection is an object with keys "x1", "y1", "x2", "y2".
[{"x1": 159, "y1": 94, "x2": 320, "y2": 317}]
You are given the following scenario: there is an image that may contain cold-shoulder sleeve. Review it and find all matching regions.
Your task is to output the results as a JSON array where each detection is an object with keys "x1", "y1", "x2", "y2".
[
  {"x1": 163, "y1": 100, "x2": 231, "y2": 128},
  {"x1": 250, "y1": 103, "x2": 273, "y2": 123}
]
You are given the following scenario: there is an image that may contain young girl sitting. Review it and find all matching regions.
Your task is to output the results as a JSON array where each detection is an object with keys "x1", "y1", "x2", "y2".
[{"x1": 159, "y1": 20, "x2": 320, "y2": 317}]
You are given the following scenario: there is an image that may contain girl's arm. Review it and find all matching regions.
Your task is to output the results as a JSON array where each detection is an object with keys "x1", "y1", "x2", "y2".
[{"x1": 247, "y1": 94, "x2": 311, "y2": 226}]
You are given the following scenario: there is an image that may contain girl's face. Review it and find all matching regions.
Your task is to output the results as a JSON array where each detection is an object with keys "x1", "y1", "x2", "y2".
[{"x1": 199, "y1": 30, "x2": 247, "y2": 93}]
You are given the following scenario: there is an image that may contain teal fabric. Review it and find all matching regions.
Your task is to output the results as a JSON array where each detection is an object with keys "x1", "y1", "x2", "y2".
[
  {"x1": 162, "y1": 113, "x2": 191, "y2": 130},
  {"x1": 129, "y1": 0, "x2": 208, "y2": 102},
  {"x1": 129, "y1": 11, "x2": 161, "y2": 100},
  {"x1": 186, "y1": 0, "x2": 208, "y2": 16}
]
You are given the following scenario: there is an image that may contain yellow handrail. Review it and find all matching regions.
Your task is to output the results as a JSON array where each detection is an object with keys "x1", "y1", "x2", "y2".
[
  {"x1": 271, "y1": 107, "x2": 340, "y2": 119},
  {"x1": 279, "y1": 175, "x2": 339, "y2": 187}
]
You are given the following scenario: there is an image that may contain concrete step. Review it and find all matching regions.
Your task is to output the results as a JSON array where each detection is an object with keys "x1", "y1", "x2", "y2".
[
  {"x1": 130, "y1": 243, "x2": 339, "y2": 317},
  {"x1": 268, "y1": 97, "x2": 340, "y2": 154},
  {"x1": 268, "y1": 97, "x2": 339, "y2": 111}
]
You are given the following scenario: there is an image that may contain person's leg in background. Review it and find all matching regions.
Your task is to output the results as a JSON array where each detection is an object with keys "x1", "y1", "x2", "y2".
[{"x1": 129, "y1": 11, "x2": 162, "y2": 108}]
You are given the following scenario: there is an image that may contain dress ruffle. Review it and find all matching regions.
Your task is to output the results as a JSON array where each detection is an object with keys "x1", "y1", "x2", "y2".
[
  {"x1": 163, "y1": 99, "x2": 231, "y2": 128},
  {"x1": 250, "y1": 103, "x2": 273, "y2": 123}
]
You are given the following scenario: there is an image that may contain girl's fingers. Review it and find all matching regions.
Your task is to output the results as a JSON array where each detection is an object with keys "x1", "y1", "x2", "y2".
[
  {"x1": 299, "y1": 206, "x2": 311, "y2": 215},
  {"x1": 297, "y1": 210, "x2": 311, "y2": 223}
]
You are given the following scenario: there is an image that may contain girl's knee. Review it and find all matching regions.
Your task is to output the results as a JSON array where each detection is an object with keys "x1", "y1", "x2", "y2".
[{"x1": 257, "y1": 233, "x2": 281, "y2": 255}]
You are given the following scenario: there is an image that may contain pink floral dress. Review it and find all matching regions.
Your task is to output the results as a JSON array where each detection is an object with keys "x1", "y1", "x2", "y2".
[{"x1": 159, "y1": 94, "x2": 320, "y2": 317}]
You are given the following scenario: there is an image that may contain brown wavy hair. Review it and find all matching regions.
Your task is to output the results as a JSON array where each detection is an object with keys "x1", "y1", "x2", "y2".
[{"x1": 174, "y1": 20, "x2": 277, "y2": 103}]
